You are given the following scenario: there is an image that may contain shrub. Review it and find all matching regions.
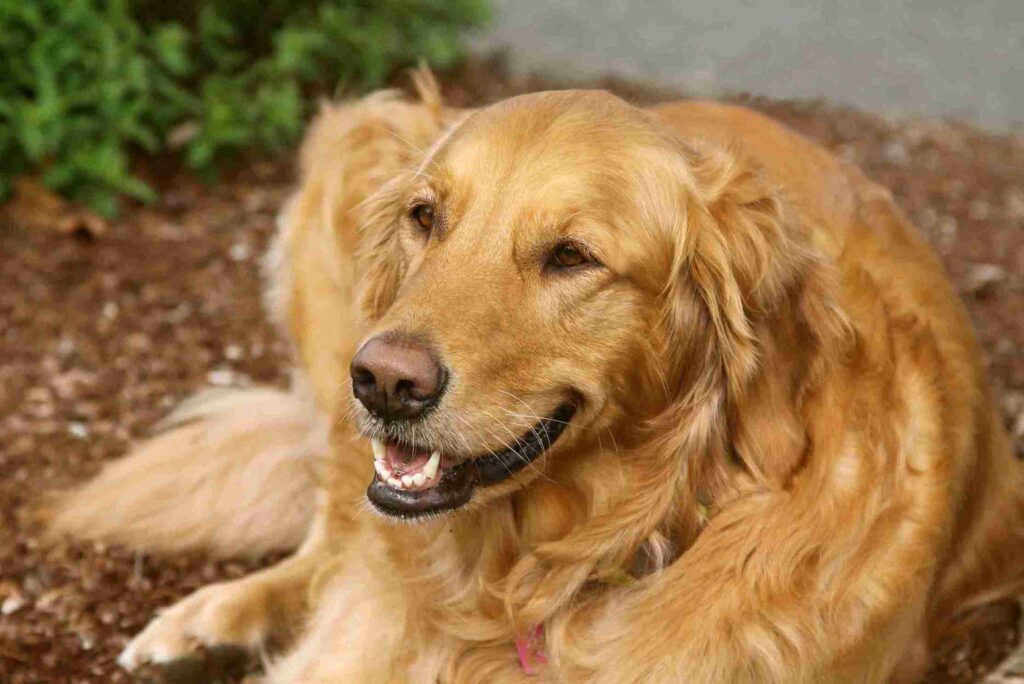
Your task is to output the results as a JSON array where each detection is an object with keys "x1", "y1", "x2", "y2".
[{"x1": 0, "y1": 0, "x2": 488, "y2": 217}]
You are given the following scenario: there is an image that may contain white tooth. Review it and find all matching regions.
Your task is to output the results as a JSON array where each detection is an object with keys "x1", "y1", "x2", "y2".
[
  {"x1": 388, "y1": 477, "x2": 403, "y2": 489},
  {"x1": 401, "y1": 474, "x2": 414, "y2": 487},
  {"x1": 412, "y1": 472, "x2": 426, "y2": 487},
  {"x1": 371, "y1": 438, "x2": 386, "y2": 462},
  {"x1": 423, "y1": 451, "x2": 440, "y2": 480},
  {"x1": 374, "y1": 461, "x2": 388, "y2": 479}
]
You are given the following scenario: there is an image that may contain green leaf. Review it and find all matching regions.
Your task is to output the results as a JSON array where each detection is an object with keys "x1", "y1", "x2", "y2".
[
  {"x1": 0, "y1": 0, "x2": 492, "y2": 216},
  {"x1": 150, "y1": 23, "x2": 192, "y2": 77}
]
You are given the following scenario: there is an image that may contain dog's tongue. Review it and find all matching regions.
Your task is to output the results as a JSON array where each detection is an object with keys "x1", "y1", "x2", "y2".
[{"x1": 385, "y1": 443, "x2": 433, "y2": 474}]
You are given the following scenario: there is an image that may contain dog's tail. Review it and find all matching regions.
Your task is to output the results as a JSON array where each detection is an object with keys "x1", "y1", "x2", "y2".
[{"x1": 45, "y1": 384, "x2": 325, "y2": 558}]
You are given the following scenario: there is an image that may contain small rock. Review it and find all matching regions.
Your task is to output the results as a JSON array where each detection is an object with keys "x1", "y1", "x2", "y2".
[
  {"x1": 2, "y1": 592, "x2": 27, "y2": 615},
  {"x1": 918, "y1": 207, "x2": 939, "y2": 230},
  {"x1": 966, "y1": 263, "x2": 1008, "y2": 297},
  {"x1": 243, "y1": 190, "x2": 271, "y2": 213},
  {"x1": 167, "y1": 302, "x2": 194, "y2": 323},
  {"x1": 35, "y1": 587, "x2": 68, "y2": 611},
  {"x1": 51, "y1": 369, "x2": 95, "y2": 400},
  {"x1": 969, "y1": 200, "x2": 992, "y2": 221},
  {"x1": 67, "y1": 421, "x2": 90, "y2": 439},
  {"x1": 882, "y1": 140, "x2": 911, "y2": 166},
  {"x1": 25, "y1": 386, "x2": 53, "y2": 403},
  {"x1": 56, "y1": 335, "x2": 78, "y2": 358},
  {"x1": 1005, "y1": 188, "x2": 1024, "y2": 221},
  {"x1": 125, "y1": 332, "x2": 151, "y2": 353},
  {"x1": 229, "y1": 242, "x2": 252, "y2": 262},
  {"x1": 166, "y1": 121, "x2": 199, "y2": 149},
  {"x1": 938, "y1": 215, "x2": 959, "y2": 248},
  {"x1": 207, "y1": 368, "x2": 239, "y2": 387}
]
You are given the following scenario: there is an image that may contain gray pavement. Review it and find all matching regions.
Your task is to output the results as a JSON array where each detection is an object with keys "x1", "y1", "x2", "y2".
[{"x1": 472, "y1": 0, "x2": 1024, "y2": 131}]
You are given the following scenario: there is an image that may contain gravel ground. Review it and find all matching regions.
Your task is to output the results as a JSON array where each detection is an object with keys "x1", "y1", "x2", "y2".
[{"x1": 1, "y1": 62, "x2": 1022, "y2": 682}]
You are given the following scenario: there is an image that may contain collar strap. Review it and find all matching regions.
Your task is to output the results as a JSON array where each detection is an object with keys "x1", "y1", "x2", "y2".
[
  {"x1": 515, "y1": 624, "x2": 548, "y2": 675},
  {"x1": 515, "y1": 568, "x2": 639, "y2": 674}
]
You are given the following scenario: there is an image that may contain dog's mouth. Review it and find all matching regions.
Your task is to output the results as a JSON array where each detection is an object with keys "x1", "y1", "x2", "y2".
[{"x1": 365, "y1": 403, "x2": 576, "y2": 519}]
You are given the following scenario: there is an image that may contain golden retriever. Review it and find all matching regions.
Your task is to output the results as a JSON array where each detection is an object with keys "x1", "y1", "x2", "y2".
[{"x1": 51, "y1": 72, "x2": 1024, "y2": 683}]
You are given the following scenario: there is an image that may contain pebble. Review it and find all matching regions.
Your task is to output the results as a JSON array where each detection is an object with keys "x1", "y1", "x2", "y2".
[
  {"x1": 67, "y1": 422, "x2": 90, "y2": 439},
  {"x1": 229, "y1": 242, "x2": 252, "y2": 262},
  {"x1": 966, "y1": 263, "x2": 1008, "y2": 296},
  {"x1": 882, "y1": 140, "x2": 911, "y2": 166},
  {"x1": 207, "y1": 368, "x2": 250, "y2": 387},
  {"x1": 970, "y1": 200, "x2": 992, "y2": 221},
  {"x1": 2, "y1": 593, "x2": 27, "y2": 615},
  {"x1": 1005, "y1": 189, "x2": 1024, "y2": 221}
]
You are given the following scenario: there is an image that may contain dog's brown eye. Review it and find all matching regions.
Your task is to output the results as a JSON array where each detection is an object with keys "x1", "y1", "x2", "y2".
[
  {"x1": 411, "y1": 204, "x2": 434, "y2": 232},
  {"x1": 550, "y1": 242, "x2": 592, "y2": 269}
]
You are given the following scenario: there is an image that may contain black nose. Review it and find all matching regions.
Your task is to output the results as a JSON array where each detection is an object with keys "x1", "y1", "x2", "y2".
[{"x1": 350, "y1": 335, "x2": 447, "y2": 421}]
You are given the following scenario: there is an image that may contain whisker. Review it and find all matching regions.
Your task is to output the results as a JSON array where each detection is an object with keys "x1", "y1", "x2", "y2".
[
  {"x1": 446, "y1": 414, "x2": 477, "y2": 456},
  {"x1": 383, "y1": 128, "x2": 426, "y2": 155},
  {"x1": 494, "y1": 408, "x2": 548, "y2": 455},
  {"x1": 452, "y1": 414, "x2": 516, "y2": 479},
  {"x1": 495, "y1": 389, "x2": 591, "y2": 431},
  {"x1": 351, "y1": 496, "x2": 375, "y2": 517},
  {"x1": 479, "y1": 409, "x2": 556, "y2": 484},
  {"x1": 497, "y1": 410, "x2": 584, "y2": 431},
  {"x1": 495, "y1": 391, "x2": 552, "y2": 448},
  {"x1": 478, "y1": 409, "x2": 526, "y2": 453},
  {"x1": 606, "y1": 428, "x2": 623, "y2": 460}
]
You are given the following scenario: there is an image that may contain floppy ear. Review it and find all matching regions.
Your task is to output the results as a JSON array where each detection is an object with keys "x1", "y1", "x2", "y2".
[
  {"x1": 355, "y1": 177, "x2": 410, "y2": 320},
  {"x1": 322, "y1": 67, "x2": 453, "y2": 322},
  {"x1": 664, "y1": 142, "x2": 851, "y2": 486}
]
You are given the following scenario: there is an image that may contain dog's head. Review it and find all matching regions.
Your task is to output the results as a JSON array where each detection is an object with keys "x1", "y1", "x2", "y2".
[{"x1": 350, "y1": 90, "x2": 845, "y2": 520}]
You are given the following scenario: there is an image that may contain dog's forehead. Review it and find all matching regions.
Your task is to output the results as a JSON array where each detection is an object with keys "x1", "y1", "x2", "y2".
[
  {"x1": 411, "y1": 92, "x2": 680, "y2": 273},
  {"x1": 432, "y1": 91, "x2": 657, "y2": 181},
  {"x1": 419, "y1": 92, "x2": 667, "y2": 226}
]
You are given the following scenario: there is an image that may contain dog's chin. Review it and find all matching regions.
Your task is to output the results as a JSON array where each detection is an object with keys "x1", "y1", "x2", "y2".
[{"x1": 364, "y1": 402, "x2": 577, "y2": 521}]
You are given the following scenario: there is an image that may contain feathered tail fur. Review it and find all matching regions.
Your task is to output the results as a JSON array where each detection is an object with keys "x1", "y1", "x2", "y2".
[{"x1": 46, "y1": 384, "x2": 325, "y2": 557}]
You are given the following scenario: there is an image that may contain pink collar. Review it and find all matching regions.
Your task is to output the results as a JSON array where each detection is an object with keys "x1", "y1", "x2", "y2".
[
  {"x1": 514, "y1": 569, "x2": 637, "y2": 674},
  {"x1": 515, "y1": 624, "x2": 548, "y2": 675}
]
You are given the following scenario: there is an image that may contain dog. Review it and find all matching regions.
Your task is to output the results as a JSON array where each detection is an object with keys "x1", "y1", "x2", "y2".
[{"x1": 50, "y1": 71, "x2": 1024, "y2": 683}]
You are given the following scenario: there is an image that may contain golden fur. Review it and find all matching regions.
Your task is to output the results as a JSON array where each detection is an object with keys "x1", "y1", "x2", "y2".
[{"x1": 51, "y1": 73, "x2": 1024, "y2": 683}]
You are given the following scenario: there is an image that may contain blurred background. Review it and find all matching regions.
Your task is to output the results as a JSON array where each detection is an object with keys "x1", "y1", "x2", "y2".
[
  {"x1": 0, "y1": 1, "x2": 1021, "y2": 683},
  {"x1": 2, "y1": 0, "x2": 1021, "y2": 219},
  {"x1": 476, "y1": 0, "x2": 1024, "y2": 130}
]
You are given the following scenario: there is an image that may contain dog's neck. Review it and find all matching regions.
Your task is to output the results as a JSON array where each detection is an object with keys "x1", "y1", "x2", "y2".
[{"x1": 388, "y1": 423, "x2": 707, "y2": 641}]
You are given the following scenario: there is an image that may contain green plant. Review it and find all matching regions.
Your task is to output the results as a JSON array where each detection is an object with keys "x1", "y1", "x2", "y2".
[{"x1": 0, "y1": 0, "x2": 488, "y2": 217}]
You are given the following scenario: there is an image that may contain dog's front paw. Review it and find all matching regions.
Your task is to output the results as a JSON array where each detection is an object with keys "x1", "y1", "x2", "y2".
[{"x1": 119, "y1": 578, "x2": 282, "y2": 675}]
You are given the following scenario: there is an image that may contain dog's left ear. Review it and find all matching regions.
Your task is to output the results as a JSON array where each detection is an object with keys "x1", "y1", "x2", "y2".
[{"x1": 664, "y1": 141, "x2": 851, "y2": 486}]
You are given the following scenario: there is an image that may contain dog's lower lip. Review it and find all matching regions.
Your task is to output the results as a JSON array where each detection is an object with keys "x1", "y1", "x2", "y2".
[{"x1": 365, "y1": 402, "x2": 577, "y2": 519}]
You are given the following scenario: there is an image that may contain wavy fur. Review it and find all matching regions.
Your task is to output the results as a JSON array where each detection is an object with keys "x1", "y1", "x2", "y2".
[{"x1": 50, "y1": 74, "x2": 1024, "y2": 683}]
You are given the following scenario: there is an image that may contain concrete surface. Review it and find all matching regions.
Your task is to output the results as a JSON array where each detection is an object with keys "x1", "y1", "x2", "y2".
[{"x1": 473, "y1": 0, "x2": 1024, "y2": 130}]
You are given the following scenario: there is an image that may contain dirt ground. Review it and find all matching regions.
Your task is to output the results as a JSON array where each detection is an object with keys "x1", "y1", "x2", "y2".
[{"x1": 1, "y1": 60, "x2": 1022, "y2": 682}]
